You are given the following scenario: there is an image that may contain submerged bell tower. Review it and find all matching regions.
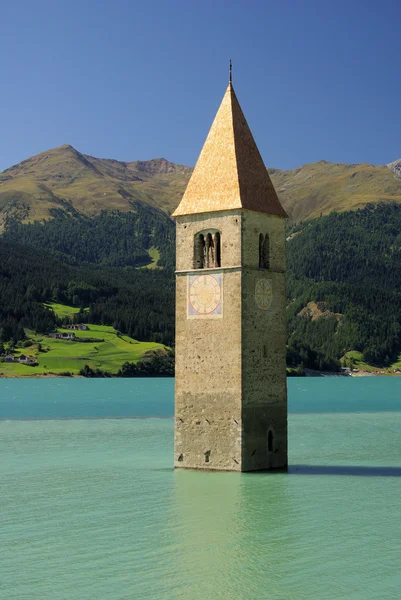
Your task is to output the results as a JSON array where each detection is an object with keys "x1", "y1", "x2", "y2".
[{"x1": 173, "y1": 68, "x2": 288, "y2": 471}]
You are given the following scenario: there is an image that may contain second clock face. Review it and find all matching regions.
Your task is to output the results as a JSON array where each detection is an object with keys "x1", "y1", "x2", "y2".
[
  {"x1": 188, "y1": 273, "x2": 222, "y2": 317},
  {"x1": 255, "y1": 278, "x2": 273, "y2": 311}
]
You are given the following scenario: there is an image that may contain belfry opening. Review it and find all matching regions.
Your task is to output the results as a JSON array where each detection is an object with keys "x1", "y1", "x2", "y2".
[{"x1": 193, "y1": 231, "x2": 221, "y2": 269}]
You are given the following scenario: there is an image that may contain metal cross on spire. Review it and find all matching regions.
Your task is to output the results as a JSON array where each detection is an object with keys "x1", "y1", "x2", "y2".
[{"x1": 229, "y1": 59, "x2": 232, "y2": 85}]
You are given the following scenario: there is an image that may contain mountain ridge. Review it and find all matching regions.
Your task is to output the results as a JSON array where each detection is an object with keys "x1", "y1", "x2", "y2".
[
  {"x1": 0, "y1": 145, "x2": 192, "y2": 226},
  {"x1": 1, "y1": 144, "x2": 401, "y2": 227}
]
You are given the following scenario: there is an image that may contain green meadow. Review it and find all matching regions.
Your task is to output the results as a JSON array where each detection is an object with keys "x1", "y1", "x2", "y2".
[
  {"x1": 343, "y1": 350, "x2": 372, "y2": 371},
  {"x1": 343, "y1": 350, "x2": 401, "y2": 374},
  {"x1": 43, "y1": 303, "x2": 89, "y2": 318},
  {"x1": 0, "y1": 303, "x2": 167, "y2": 377},
  {"x1": 144, "y1": 246, "x2": 160, "y2": 269}
]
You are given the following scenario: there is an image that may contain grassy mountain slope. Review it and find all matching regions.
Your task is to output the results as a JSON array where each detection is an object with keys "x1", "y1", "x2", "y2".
[
  {"x1": 1, "y1": 145, "x2": 401, "y2": 227},
  {"x1": 0, "y1": 145, "x2": 191, "y2": 226},
  {"x1": 0, "y1": 321, "x2": 166, "y2": 378},
  {"x1": 271, "y1": 160, "x2": 401, "y2": 223}
]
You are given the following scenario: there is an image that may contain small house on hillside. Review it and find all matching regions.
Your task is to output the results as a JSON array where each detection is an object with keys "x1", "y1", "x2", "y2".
[
  {"x1": 60, "y1": 332, "x2": 75, "y2": 339},
  {"x1": 63, "y1": 324, "x2": 88, "y2": 331},
  {"x1": 3, "y1": 354, "x2": 15, "y2": 362},
  {"x1": 48, "y1": 332, "x2": 76, "y2": 340},
  {"x1": 18, "y1": 355, "x2": 37, "y2": 364}
]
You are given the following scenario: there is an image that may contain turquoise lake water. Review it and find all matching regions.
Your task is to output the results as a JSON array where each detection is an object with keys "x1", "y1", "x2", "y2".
[{"x1": 1, "y1": 378, "x2": 401, "y2": 599}]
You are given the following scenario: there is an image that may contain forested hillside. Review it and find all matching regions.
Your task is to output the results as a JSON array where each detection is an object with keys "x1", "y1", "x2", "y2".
[
  {"x1": 3, "y1": 202, "x2": 401, "y2": 371},
  {"x1": 287, "y1": 203, "x2": 401, "y2": 368},
  {"x1": 0, "y1": 237, "x2": 174, "y2": 346},
  {"x1": 3, "y1": 203, "x2": 175, "y2": 268}
]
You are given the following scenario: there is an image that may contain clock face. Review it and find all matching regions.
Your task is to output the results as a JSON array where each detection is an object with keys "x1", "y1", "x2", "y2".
[
  {"x1": 188, "y1": 273, "x2": 222, "y2": 317},
  {"x1": 255, "y1": 278, "x2": 273, "y2": 311}
]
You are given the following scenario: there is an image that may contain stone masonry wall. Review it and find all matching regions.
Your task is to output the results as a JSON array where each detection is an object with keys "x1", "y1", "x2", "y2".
[
  {"x1": 175, "y1": 211, "x2": 243, "y2": 470},
  {"x1": 241, "y1": 212, "x2": 287, "y2": 470},
  {"x1": 174, "y1": 210, "x2": 287, "y2": 471}
]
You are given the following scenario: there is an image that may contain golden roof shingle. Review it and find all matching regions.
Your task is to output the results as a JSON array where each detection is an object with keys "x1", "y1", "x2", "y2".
[{"x1": 173, "y1": 83, "x2": 287, "y2": 218}]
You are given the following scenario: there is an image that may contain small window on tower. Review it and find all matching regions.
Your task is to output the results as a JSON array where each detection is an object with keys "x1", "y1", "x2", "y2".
[
  {"x1": 268, "y1": 430, "x2": 274, "y2": 452},
  {"x1": 259, "y1": 233, "x2": 270, "y2": 269},
  {"x1": 204, "y1": 450, "x2": 211, "y2": 463},
  {"x1": 259, "y1": 233, "x2": 264, "y2": 268}
]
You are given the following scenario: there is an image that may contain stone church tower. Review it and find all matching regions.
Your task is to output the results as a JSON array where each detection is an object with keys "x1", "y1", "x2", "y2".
[{"x1": 172, "y1": 74, "x2": 288, "y2": 472}]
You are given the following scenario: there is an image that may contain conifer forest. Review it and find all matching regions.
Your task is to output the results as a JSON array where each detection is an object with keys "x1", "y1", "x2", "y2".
[{"x1": 2, "y1": 202, "x2": 401, "y2": 371}]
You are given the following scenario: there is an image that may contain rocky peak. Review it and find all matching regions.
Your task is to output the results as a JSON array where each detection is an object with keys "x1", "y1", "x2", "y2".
[
  {"x1": 387, "y1": 159, "x2": 401, "y2": 177},
  {"x1": 128, "y1": 158, "x2": 191, "y2": 176}
]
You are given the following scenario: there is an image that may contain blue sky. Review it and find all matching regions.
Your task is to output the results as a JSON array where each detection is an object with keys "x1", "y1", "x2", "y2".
[{"x1": 1, "y1": 0, "x2": 400, "y2": 172}]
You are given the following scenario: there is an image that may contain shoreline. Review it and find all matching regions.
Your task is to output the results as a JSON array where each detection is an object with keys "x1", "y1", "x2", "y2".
[
  {"x1": 1, "y1": 371, "x2": 400, "y2": 379},
  {"x1": 0, "y1": 373, "x2": 174, "y2": 379},
  {"x1": 303, "y1": 368, "x2": 401, "y2": 378}
]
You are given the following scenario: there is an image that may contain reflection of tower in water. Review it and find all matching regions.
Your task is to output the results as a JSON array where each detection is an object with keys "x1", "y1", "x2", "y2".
[{"x1": 166, "y1": 469, "x2": 294, "y2": 599}]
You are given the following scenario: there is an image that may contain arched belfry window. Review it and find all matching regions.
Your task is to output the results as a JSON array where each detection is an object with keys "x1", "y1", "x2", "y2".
[
  {"x1": 193, "y1": 230, "x2": 221, "y2": 269},
  {"x1": 259, "y1": 233, "x2": 270, "y2": 269}
]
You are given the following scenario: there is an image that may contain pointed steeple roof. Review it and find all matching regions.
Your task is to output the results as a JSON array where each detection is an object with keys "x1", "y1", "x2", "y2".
[{"x1": 173, "y1": 83, "x2": 287, "y2": 218}]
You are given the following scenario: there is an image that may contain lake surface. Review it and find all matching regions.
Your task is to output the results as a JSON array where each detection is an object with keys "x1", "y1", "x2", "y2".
[{"x1": 1, "y1": 378, "x2": 401, "y2": 599}]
